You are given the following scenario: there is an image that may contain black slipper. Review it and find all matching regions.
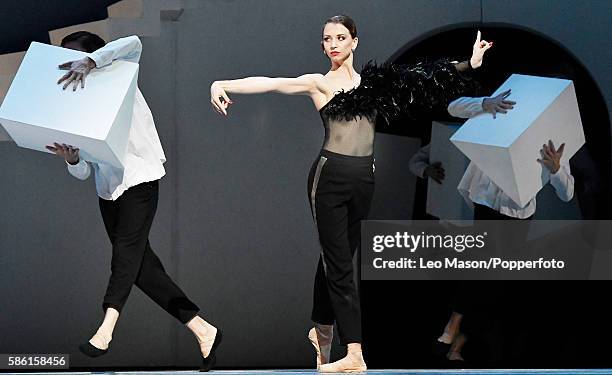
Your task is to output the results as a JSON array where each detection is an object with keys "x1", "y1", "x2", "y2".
[
  {"x1": 79, "y1": 341, "x2": 108, "y2": 358},
  {"x1": 200, "y1": 330, "x2": 223, "y2": 372}
]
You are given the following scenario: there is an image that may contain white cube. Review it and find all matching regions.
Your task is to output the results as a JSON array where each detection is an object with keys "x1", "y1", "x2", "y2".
[
  {"x1": 426, "y1": 122, "x2": 473, "y2": 220},
  {"x1": 0, "y1": 42, "x2": 139, "y2": 169},
  {"x1": 450, "y1": 74, "x2": 585, "y2": 207}
]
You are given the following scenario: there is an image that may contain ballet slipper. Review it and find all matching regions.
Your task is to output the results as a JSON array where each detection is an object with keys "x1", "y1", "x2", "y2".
[
  {"x1": 308, "y1": 327, "x2": 332, "y2": 369},
  {"x1": 200, "y1": 329, "x2": 223, "y2": 372},
  {"x1": 196, "y1": 322, "x2": 223, "y2": 372},
  {"x1": 198, "y1": 327, "x2": 223, "y2": 372},
  {"x1": 79, "y1": 331, "x2": 111, "y2": 358},
  {"x1": 319, "y1": 351, "x2": 367, "y2": 373},
  {"x1": 186, "y1": 316, "x2": 223, "y2": 371}
]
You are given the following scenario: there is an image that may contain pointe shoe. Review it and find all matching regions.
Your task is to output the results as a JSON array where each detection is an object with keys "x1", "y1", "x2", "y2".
[
  {"x1": 308, "y1": 328, "x2": 332, "y2": 369},
  {"x1": 319, "y1": 351, "x2": 367, "y2": 373},
  {"x1": 199, "y1": 329, "x2": 223, "y2": 372}
]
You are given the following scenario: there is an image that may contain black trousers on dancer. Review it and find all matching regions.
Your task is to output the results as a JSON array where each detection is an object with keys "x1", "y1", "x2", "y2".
[
  {"x1": 307, "y1": 149, "x2": 375, "y2": 345},
  {"x1": 98, "y1": 180, "x2": 199, "y2": 324},
  {"x1": 473, "y1": 203, "x2": 533, "y2": 221},
  {"x1": 450, "y1": 203, "x2": 533, "y2": 337}
]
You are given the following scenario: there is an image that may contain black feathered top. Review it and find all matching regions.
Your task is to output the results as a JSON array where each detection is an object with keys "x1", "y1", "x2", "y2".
[{"x1": 319, "y1": 59, "x2": 479, "y2": 124}]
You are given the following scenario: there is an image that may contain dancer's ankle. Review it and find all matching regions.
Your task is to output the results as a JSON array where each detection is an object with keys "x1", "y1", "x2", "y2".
[
  {"x1": 315, "y1": 323, "x2": 333, "y2": 343},
  {"x1": 187, "y1": 316, "x2": 216, "y2": 342},
  {"x1": 315, "y1": 323, "x2": 333, "y2": 333},
  {"x1": 346, "y1": 342, "x2": 362, "y2": 355},
  {"x1": 90, "y1": 329, "x2": 112, "y2": 350},
  {"x1": 91, "y1": 307, "x2": 119, "y2": 349},
  {"x1": 439, "y1": 316, "x2": 461, "y2": 344}
]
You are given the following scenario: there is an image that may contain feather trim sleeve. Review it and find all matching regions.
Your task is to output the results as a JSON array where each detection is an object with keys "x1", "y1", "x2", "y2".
[{"x1": 360, "y1": 59, "x2": 480, "y2": 123}]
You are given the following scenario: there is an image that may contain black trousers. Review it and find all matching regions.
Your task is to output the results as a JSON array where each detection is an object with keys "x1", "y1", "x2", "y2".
[
  {"x1": 473, "y1": 203, "x2": 533, "y2": 221},
  {"x1": 473, "y1": 203, "x2": 533, "y2": 245},
  {"x1": 98, "y1": 180, "x2": 199, "y2": 324},
  {"x1": 451, "y1": 204, "x2": 533, "y2": 333},
  {"x1": 307, "y1": 149, "x2": 375, "y2": 345}
]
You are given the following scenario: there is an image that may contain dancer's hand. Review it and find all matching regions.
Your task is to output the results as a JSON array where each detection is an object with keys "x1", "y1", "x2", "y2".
[
  {"x1": 210, "y1": 81, "x2": 234, "y2": 115},
  {"x1": 538, "y1": 140, "x2": 565, "y2": 174},
  {"x1": 46, "y1": 142, "x2": 80, "y2": 165},
  {"x1": 424, "y1": 162, "x2": 445, "y2": 184},
  {"x1": 57, "y1": 57, "x2": 96, "y2": 91},
  {"x1": 482, "y1": 89, "x2": 515, "y2": 119},
  {"x1": 470, "y1": 30, "x2": 493, "y2": 69}
]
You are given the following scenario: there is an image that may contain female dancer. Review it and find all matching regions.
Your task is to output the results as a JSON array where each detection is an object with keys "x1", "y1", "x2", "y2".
[
  {"x1": 210, "y1": 15, "x2": 491, "y2": 372},
  {"x1": 48, "y1": 32, "x2": 222, "y2": 371}
]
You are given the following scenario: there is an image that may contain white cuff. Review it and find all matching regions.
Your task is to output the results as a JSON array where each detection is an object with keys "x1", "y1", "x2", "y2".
[{"x1": 66, "y1": 159, "x2": 90, "y2": 180}]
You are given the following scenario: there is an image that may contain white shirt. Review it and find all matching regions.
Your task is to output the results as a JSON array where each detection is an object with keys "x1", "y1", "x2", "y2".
[
  {"x1": 66, "y1": 36, "x2": 166, "y2": 201},
  {"x1": 447, "y1": 96, "x2": 574, "y2": 219},
  {"x1": 408, "y1": 144, "x2": 431, "y2": 179}
]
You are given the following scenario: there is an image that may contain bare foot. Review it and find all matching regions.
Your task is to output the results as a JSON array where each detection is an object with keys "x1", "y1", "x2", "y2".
[{"x1": 447, "y1": 333, "x2": 467, "y2": 361}]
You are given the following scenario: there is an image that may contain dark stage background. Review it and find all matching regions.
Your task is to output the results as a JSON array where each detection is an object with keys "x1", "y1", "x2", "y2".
[{"x1": 0, "y1": 0, "x2": 611, "y2": 370}]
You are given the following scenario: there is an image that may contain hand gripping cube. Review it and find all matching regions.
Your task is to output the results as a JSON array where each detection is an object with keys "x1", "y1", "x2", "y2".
[
  {"x1": 0, "y1": 42, "x2": 139, "y2": 169},
  {"x1": 450, "y1": 74, "x2": 585, "y2": 207}
]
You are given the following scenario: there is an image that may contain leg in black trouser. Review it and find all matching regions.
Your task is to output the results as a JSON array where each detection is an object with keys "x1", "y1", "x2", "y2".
[
  {"x1": 308, "y1": 150, "x2": 375, "y2": 345},
  {"x1": 98, "y1": 180, "x2": 199, "y2": 324},
  {"x1": 473, "y1": 203, "x2": 532, "y2": 253},
  {"x1": 83, "y1": 181, "x2": 220, "y2": 364},
  {"x1": 442, "y1": 203, "x2": 533, "y2": 363}
]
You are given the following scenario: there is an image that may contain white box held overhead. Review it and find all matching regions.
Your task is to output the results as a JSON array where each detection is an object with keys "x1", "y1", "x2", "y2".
[
  {"x1": 450, "y1": 74, "x2": 585, "y2": 207},
  {"x1": 0, "y1": 42, "x2": 139, "y2": 169}
]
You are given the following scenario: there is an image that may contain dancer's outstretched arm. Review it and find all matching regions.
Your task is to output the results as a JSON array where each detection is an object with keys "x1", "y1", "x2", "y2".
[{"x1": 210, "y1": 74, "x2": 327, "y2": 115}]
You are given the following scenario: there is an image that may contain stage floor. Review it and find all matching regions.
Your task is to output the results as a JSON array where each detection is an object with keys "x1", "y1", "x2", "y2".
[{"x1": 12, "y1": 370, "x2": 612, "y2": 375}]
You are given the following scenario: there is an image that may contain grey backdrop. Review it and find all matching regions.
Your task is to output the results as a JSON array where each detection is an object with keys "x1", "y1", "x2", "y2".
[{"x1": 0, "y1": 0, "x2": 608, "y2": 368}]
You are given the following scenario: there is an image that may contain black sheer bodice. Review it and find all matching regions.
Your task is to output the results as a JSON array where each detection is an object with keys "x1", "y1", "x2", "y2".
[
  {"x1": 319, "y1": 103, "x2": 376, "y2": 156},
  {"x1": 319, "y1": 59, "x2": 478, "y2": 156}
]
